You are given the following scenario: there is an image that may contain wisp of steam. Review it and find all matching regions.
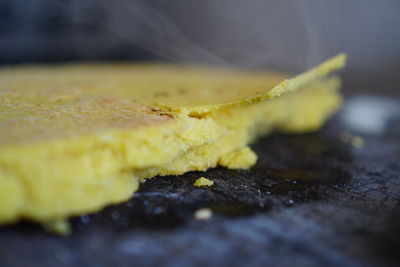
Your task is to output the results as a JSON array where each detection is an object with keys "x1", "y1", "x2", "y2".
[{"x1": 70, "y1": 0, "x2": 323, "y2": 72}]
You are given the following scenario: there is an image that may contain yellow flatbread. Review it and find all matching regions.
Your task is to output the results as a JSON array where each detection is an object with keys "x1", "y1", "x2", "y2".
[{"x1": 0, "y1": 54, "x2": 345, "y2": 231}]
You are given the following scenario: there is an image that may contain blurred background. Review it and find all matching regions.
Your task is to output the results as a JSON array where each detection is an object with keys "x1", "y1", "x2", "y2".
[{"x1": 0, "y1": 0, "x2": 399, "y2": 95}]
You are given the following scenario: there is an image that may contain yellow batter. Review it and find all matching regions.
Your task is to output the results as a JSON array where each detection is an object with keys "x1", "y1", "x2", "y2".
[{"x1": 0, "y1": 54, "x2": 346, "y2": 230}]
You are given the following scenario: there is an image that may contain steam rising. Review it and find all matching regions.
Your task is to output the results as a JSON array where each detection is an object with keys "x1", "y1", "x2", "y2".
[
  {"x1": 73, "y1": 0, "x2": 323, "y2": 72},
  {"x1": 102, "y1": 1, "x2": 228, "y2": 66},
  {"x1": 13, "y1": 0, "x2": 326, "y2": 72}
]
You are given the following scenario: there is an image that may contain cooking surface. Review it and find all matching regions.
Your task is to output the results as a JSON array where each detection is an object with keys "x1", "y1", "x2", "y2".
[{"x1": 0, "y1": 95, "x2": 399, "y2": 267}]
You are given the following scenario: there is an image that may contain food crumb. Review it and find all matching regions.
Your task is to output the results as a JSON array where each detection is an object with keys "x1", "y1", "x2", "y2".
[
  {"x1": 194, "y1": 208, "x2": 213, "y2": 220},
  {"x1": 194, "y1": 177, "x2": 214, "y2": 187},
  {"x1": 351, "y1": 136, "x2": 364, "y2": 148},
  {"x1": 339, "y1": 131, "x2": 364, "y2": 148}
]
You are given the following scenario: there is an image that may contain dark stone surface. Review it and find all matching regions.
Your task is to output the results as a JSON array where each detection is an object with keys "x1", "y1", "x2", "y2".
[{"x1": 0, "y1": 96, "x2": 399, "y2": 267}]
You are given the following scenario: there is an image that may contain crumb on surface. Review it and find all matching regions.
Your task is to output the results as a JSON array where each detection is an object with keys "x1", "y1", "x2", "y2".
[
  {"x1": 351, "y1": 136, "x2": 364, "y2": 148},
  {"x1": 339, "y1": 131, "x2": 364, "y2": 148},
  {"x1": 194, "y1": 208, "x2": 213, "y2": 220},
  {"x1": 194, "y1": 177, "x2": 214, "y2": 187}
]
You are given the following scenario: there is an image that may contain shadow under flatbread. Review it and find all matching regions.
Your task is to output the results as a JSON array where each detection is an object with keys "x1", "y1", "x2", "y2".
[{"x1": 79, "y1": 123, "x2": 353, "y2": 232}]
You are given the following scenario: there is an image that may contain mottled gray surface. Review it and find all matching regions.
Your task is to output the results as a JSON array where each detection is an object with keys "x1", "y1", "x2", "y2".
[{"x1": 0, "y1": 96, "x2": 399, "y2": 267}]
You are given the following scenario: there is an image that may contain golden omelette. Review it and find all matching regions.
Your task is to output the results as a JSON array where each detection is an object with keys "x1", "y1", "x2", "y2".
[{"x1": 0, "y1": 54, "x2": 346, "y2": 232}]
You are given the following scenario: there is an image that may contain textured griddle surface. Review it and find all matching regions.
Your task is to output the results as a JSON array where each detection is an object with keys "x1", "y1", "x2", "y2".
[{"x1": 0, "y1": 97, "x2": 399, "y2": 267}]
